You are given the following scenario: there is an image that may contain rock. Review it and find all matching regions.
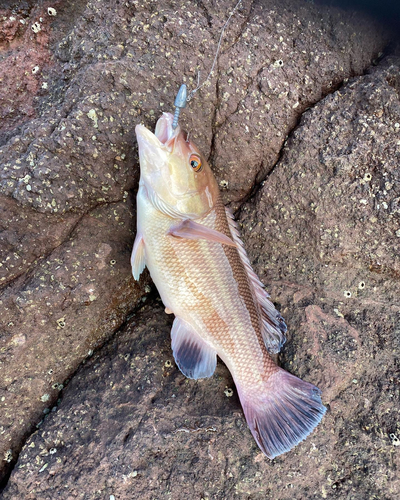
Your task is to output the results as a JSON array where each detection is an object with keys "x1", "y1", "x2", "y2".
[
  {"x1": 210, "y1": 0, "x2": 389, "y2": 205},
  {"x1": 0, "y1": 0, "x2": 397, "y2": 495},
  {"x1": 4, "y1": 48, "x2": 400, "y2": 500},
  {"x1": 0, "y1": 1, "x2": 53, "y2": 136},
  {"x1": 0, "y1": 304, "x2": 245, "y2": 500},
  {"x1": 0, "y1": 198, "x2": 145, "y2": 485},
  {"x1": 0, "y1": 0, "x2": 151, "y2": 485},
  {"x1": 238, "y1": 55, "x2": 400, "y2": 497}
]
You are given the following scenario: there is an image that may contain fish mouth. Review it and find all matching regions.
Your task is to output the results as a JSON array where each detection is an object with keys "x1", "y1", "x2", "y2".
[
  {"x1": 135, "y1": 112, "x2": 198, "y2": 208},
  {"x1": 135, "y1": 112, "x2": 180, "y2": 153},
  {"x1": 154, "y1": 112, "x2": 177, "y2": 145}
]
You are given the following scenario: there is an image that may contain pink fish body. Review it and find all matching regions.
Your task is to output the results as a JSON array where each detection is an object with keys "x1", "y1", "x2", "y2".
[{"x1": 131, "y1": 112, "x2": 325, "y2": 458}]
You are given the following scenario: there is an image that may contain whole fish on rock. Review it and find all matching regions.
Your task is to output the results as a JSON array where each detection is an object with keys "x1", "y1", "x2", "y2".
[{"x1": 131, "y1": 112, "x2": 326, "y2": 458}]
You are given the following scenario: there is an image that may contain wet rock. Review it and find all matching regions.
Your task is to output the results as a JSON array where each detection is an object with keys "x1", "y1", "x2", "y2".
[
  {"x1": 0, "y1": 198, "x2": 144, "y2": 484},
  {"x1": 0, "y1": 0, "x2": 397, "y2": 495},
  {"x1": 3, "y1": 49, "x2": 400, "y2": 500},
  {"x1": 238, "y1": 55, "x2": 400, "y2": 498}
]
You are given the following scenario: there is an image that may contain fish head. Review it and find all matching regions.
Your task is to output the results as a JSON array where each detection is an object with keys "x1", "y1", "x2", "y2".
[{"x1": 135, "y1": 112, "x2": 220, "y2": 219}]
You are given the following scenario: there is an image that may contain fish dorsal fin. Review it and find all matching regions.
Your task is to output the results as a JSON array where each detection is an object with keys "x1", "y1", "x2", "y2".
[
  {"x1": 171, "y1": 317, "x2": 217, "y2": 379},
  {"x1": 225, "y1": 208, "x2": 287, "y2": 353},
  {"x1": 131, "y1": 233, "x2": 146, "y2": 281},
  {"x1": 168, "y1": 219, "x2": 236, "y2": 247}
]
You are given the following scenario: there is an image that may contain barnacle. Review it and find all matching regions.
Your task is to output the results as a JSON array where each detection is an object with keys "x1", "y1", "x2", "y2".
[
  {"x1": 56, "y1": 317, "x2": 65, "y2": 328},
  {"x1": 31, "y1": 22, "x2": 41, "y2": 33}
]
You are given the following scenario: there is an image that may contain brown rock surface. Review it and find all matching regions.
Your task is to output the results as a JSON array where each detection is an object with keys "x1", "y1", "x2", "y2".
[{"x1": 0, "y1": 0, "x2": 398, "y2": 497}]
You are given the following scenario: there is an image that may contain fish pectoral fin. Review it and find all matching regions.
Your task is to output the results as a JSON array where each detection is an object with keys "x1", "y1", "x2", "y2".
[
  {"x1": 168, "y1": 219, "x2": 236, "y2": 247},
  {"x1": 131, "y1": 233, "x2": 146, "y2": 280},
  {"x1": 171, "y1": 317, "x2": 217, "y2": 379}
]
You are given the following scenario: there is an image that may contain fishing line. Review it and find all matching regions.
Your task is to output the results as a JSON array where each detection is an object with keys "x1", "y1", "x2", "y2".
[
  {"x1": 187, "y1": 0, "x2": 243, "y2": 102},
  {"x1": 172, "y1": 0, "x2": 243, "y2": 129}
]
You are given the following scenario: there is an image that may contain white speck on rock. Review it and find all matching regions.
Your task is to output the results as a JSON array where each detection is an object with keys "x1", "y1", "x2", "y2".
[
  {"x1": 334, "y1": 308, "x2": 344, "y2": 318},
  {"x1": 87, "y1": 109, "x2": 99, "y2": 128},
  {"x1": 390, "y1": 433, "x2": 400, "y2": 446}
]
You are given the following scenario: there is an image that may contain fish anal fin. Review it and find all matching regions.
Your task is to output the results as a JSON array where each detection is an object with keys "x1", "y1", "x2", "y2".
[
  {"x1": 168, "y1": 219, "x2": 236, "y2": 247},
  {"x1": 131, "y1": 233, "x2": 146, "y2": 281},
  {"x1": 171, "y1": 317, "x2": 217, "y2": 379},
  {"x1": 238, "y1": 369, "x2": 326, "y2": 459},
  {"x1": 225, "y1": 207, "x2": 287, "y2": 353}
]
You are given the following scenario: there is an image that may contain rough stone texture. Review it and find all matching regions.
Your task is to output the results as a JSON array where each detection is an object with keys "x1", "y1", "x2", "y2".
[
  {"x1": 4, "y1": 45, "x2": 400, "y2": 500},
  {"x1": 238, "y1": 56, "x2": 400, "y2": 498},
  {"x1": 0, "y1": 0, "x2": 398, "y2": 496},
  {"x1": 0, "y1": 1, "x2": 57, "y2": 136},
  {"x1": 212, "y1": 2, "x2": 389, "y2": 204},
  {"x1": 0, "y1": 197, "x2": 144, "y2": 482}
]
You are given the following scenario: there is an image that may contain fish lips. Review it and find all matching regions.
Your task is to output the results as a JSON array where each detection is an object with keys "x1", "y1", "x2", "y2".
[
  {"x1": 135, "y1": 112, "x2": 179, "y2": 154},
  {"x1": 135, "y1": 115, "x2": 194, "y2": 199},
  {"x1": 154, "y1": 112, "x2": 176, "y2": 145},
  {"x1": 135, "y1": 112, "x2": 190, "y2": 184}
]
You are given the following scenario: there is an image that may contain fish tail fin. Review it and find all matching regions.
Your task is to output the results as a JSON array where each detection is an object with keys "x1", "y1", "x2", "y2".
[{"x1": 238, "y1": 369, "x2": 326, "y2": 459}]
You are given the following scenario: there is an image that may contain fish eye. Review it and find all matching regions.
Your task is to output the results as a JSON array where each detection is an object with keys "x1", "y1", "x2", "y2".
[{"x1": 189, "y1": 154, "x2": 202, "y2": 172}]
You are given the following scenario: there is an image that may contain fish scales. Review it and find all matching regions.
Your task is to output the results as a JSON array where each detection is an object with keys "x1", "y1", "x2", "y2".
[
  {"x1": 140, "y1": 188, "x2": 275, "y2": 386},
  {"x1": 213, "y1": 197, "x2": 275, "y2": 367},
  {"x1": 132, "y1": 112, "x2": 326, "y2": 459}
]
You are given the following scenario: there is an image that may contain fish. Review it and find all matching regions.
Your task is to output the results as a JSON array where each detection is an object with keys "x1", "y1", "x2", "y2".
[{"x1": 131, "y1": 112, "x2": 326, "y2": 459}]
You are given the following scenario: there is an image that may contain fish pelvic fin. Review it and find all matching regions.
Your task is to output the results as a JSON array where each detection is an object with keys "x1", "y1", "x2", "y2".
[
  {"x1": 168, "y1": 219, "x2": 236, "y2": 247},
  {"x1": 171, "y1": 317, "x2": 217, "y2": 379},
  {"x1": 238, "y1": 369, "x2": 326, "y2": 459},
  {"x1": 131, "y1": 233, "x2": 146, "y2": 280},
  {"x1": 225, "y1": 207, "x2": 287, "y2": 353}
]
